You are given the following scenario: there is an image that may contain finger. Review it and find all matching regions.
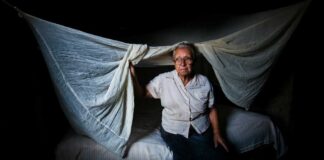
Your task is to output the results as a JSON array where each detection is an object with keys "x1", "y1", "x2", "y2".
[
  {"x1": 223, "y1": 144, "x2": 229, "y2": 152},
  {"x1": 214, "y1": 141, "x2": 218, "y2": 148},
  {"x1": 219, "y1": 141, "x2": 229, "y2": 152}
]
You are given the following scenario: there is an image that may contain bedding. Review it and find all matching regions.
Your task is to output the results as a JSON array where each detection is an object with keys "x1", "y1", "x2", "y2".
[{"x1": 56, "y1": 101, "x2": 286, "y2": 160}]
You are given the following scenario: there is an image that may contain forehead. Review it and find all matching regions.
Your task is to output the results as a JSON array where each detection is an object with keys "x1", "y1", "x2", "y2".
[{"x1": 174, "y1": 48, "x2": 192, "y2": 57}]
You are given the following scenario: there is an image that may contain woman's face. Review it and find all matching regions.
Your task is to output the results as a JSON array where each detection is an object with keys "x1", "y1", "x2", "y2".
[{"x1": 173, "y1": 48, "x2": 193, "y2": 77}]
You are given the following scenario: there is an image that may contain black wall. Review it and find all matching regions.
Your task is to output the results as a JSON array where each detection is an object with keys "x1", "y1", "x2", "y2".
[{"x1": 2, "y1": 0, "x2": 319, "y2": 159}]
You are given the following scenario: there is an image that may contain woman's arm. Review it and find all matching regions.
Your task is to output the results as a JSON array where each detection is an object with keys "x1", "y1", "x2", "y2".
[
  {"x1": 129, "y1": 61, "x2": 152, "y2": 98},
  {"x1": 209, "y1": 107, "x2": 229, "y2": 152}
]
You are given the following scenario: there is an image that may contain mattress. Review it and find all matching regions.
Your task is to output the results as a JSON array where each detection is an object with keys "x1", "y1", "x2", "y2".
[{"x1": 56, "y1": 101, "x2": 286, "y2": 159}]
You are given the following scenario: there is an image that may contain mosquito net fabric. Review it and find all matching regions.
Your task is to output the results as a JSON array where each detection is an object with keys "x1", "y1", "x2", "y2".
[{"x1": 20, "y1": 1, "x2": 308, "y2": 156}]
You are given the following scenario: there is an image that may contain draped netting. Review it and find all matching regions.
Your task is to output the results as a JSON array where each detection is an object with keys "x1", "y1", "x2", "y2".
[{"x1": 22, "y1": 1, "x2": 308, "y2": 156}]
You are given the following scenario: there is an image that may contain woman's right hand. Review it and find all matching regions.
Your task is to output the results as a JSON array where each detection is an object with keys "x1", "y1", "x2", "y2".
[
  {"x1": 129, "y1": 60, "x2": 136, "y2": 78},
  {"x1": 129, "y1": 60, "x2": 152, "y2": 98}
]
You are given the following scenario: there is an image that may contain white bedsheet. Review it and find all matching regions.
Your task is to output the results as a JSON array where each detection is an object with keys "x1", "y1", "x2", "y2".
[
  {"x1": 56, "y1": 103, "x2": 286, "y2": 160},
  {"x1": 56, "y1": 128, "x2": 172, "y2": 160}
]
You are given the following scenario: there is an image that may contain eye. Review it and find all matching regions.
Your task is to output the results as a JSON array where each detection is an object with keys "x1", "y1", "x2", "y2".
[
  {"x1": 174, "y1": 57, "x2": 193, "y2": 64},
  {"x1": 184, "y1": 57, "x2": 192, "y2": 62}
]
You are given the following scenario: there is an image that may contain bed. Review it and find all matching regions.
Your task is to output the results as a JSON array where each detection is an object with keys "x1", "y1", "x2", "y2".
[{"x1": 55, "y1": 98, "x2": 286, "y2": 160}]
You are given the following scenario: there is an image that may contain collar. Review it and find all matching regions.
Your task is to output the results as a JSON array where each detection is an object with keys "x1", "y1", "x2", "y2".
[{"x1": 171, "y1": 70, "x2": 202, "y2": 89}]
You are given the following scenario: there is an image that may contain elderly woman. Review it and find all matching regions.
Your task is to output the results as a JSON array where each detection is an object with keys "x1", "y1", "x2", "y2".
[{"x1": 130, "y1": 42, "x2": 228, "y2": 160}]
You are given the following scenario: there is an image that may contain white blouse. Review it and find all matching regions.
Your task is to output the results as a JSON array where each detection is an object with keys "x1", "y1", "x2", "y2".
[{"x1": 146, "y1": 70, "x2": 215, "y2": 138}]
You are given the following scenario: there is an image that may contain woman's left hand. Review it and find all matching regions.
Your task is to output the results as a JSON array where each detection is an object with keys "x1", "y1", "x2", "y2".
[{"x1": 213, "y1": 133, "x2": 229, "y2": 152}]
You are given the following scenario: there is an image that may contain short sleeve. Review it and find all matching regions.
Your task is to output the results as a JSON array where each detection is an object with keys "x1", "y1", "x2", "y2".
[
  {"x1": 146, "y1": 75, "x2": 162, "y2": 99},
  {"x1": 208, "y1": 82, "x2": 215, "y2": 108}
]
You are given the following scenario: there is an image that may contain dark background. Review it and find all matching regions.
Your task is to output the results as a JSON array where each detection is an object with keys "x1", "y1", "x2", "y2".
[{"x1": 2, "y1": 0, "x2": 320, "y2": 159}]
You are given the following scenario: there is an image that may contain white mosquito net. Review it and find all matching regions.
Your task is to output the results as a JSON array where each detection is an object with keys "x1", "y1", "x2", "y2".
[{"x1": 18, "y1": 0, "x2": 308, "y2": 156}]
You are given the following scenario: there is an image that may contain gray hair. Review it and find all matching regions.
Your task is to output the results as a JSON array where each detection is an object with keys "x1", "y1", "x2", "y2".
[{"x1": 172, "y1": 42, "x2": 196, "y2": 62}]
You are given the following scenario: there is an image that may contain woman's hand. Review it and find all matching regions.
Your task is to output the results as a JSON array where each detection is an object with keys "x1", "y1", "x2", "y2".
[
  {"x1": 213, "y1": 133, "x2": 229, "y2": 152},
  {"x1": 129, "y1": 60, "x2": 136, "y2": 78},
  {"x1": 209, "y1": 107, "x2": 229, "y2": 152}
]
